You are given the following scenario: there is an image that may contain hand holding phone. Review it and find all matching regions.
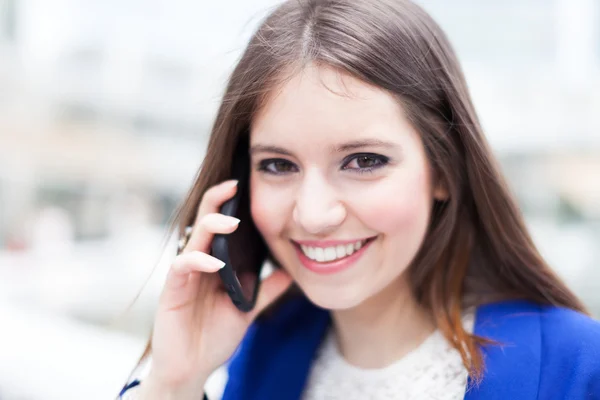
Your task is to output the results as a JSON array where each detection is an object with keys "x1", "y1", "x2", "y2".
[
  {"x1": 211, "y1": 138, "x2": 269, "y2": 312},
  {"x1": 139, "y1": 147, "x2": 292, "y2": 395}
]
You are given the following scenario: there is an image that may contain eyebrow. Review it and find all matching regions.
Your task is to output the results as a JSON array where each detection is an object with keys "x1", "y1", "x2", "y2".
[
  {"x1": 333, "y1": 138, "x2": 398, "y2": 153},
  {"x1": 249, "y1": 144, "x2": 294, "y2": 157},
  {"x1": 250, "y1": 138, "x2": 399, "y2": 156}
]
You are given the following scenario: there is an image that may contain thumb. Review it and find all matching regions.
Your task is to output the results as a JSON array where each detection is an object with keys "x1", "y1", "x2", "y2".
[{"x1": 249, "y1": 269, "x2": 293, "y2": 320}]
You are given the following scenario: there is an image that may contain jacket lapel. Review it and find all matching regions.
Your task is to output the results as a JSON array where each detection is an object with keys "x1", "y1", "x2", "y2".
[{"x1": 222, "y1": 298, "x2": 329, "y2": 400}]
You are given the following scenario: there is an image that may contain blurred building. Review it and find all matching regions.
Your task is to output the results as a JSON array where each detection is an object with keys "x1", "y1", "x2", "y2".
[{"x1": 0, "y1": 0, "x2": 598, "y2": 243}]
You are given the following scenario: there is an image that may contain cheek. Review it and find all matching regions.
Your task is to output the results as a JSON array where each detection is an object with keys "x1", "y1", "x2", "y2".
[
  {"x1": 249, "y1": 178, "x2": 291, "y2": 240},
  {"x1": 358, "y1": 169, "x2": 432, "y2": 235}
]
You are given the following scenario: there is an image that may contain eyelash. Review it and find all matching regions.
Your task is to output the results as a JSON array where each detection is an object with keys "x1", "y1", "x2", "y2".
[{"x1": 257, "y1": 153, "x2": 390, "y2": 176}]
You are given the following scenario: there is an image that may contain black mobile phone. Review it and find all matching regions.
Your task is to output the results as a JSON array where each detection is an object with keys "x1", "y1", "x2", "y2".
[{"x1": 211, "y1": 138, "x2": 269, "y2": 312}]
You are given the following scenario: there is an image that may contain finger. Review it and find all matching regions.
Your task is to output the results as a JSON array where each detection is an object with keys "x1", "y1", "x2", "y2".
[
  {"x1": 160, "y1": 262, "x2": 216, "y2": 312},
  {"x1": 183, "y1": 213, "x2": 240, "y2": 255},
  {"x1": 200, "y1": 213, "x2": 240, "y2": 233},
  {"x1": 172, "y1": 251, "x2": 226, "y2": 275},
  {"x1": 197, "y1": 180, "x2": 239, "y2": 221},
  {"x1": 248, "y1": 269, "x2": 293, "y2": 320},
  {"x1": 161, "y1": 251, "x2": 225, "y2": 299},
  {"x1": 184, "y1": 180, "x2": 239, "y2": 253}
]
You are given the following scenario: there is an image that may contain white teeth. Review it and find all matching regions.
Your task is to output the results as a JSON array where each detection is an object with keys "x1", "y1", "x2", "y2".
[
  {"x1": 324, "y1": 247, "x2": 336, "y2": 261},
  {"x1": 300, "y1": 239, "x2": 370, "y2": 263},
  {"x1": 315, "y1": 247, "x2": 325, "y2": 262},
  {"x1": 346, "y1": 243, "x2": 354, "y2": 255},
  {"x1": 336, "y1": 245, "x2": 346, "y2": 258}
]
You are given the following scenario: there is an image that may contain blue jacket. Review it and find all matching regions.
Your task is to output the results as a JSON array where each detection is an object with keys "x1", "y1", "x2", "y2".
[{"x1": 222, "y1": 299, "x2": 600, "y2": 399}]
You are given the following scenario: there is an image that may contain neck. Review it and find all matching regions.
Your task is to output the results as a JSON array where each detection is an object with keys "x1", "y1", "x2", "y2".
[{"x1": 330, "y1": 276, "x2": 435, "y2": 369}]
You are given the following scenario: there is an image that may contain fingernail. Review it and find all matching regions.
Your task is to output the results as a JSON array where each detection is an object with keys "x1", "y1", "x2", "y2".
[
  {"x1": 225, "y1": 179, "x2": 239, "y2": 188},
  {"x1": 221, "y1": 217, "x2": 240, "y2": 227},
  {"x1": 207, "y1": 255, "x2": 226, "y2": 270}
]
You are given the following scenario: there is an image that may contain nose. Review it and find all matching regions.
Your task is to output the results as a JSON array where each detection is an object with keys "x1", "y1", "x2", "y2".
[{"x1": 292, "y1": 170, "x2": 346, "y2": 236}]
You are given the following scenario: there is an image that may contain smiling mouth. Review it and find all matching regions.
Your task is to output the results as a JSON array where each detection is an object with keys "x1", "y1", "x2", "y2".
[{"x1": 293, "y1": 237, "x2": 377, "y2": 263}]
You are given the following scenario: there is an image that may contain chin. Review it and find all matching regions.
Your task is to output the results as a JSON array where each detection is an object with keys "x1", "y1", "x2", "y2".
[{"x1": 298, "y1": 283, "x2": 368, "y2": 310}]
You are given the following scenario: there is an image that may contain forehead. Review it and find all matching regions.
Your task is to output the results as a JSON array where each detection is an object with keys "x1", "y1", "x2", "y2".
[{"x1": 250, "y1": 65, "x2": 414, "y2": 145}]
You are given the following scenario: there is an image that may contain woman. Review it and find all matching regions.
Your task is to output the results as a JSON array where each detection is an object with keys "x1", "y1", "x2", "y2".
[{"x1": 119, "y1": 0, "x2": 600, "y2": 399}]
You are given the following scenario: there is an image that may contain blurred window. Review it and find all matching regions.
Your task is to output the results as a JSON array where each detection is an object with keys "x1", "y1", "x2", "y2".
[
  {"x1": 1, "y1": 0, "x2": 17, "y2": 42},
  {"x1": 421, "y1": 0, "x2": 556, "y2": 68}
]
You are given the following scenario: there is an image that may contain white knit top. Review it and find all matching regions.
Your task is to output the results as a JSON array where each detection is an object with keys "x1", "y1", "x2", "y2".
[
  {"x1": 121, "y1": 314, "x2": 474, "y2": 400},
  {"x1": 302, "y1": 313, "x2": 475, "y2": 400}
]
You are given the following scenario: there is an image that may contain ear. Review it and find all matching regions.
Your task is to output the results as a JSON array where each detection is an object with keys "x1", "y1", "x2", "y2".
[
  {"x1": 433, "y1": 183, "x2": 449, "y2": 201},
  {"x1": 432, "y1": 171, "x2": 449, "y2": 201}
]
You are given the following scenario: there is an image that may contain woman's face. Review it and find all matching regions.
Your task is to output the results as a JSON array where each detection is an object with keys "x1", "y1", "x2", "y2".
[{"x1": 249, "y1": 65, "x2": 445, "y2": 310}]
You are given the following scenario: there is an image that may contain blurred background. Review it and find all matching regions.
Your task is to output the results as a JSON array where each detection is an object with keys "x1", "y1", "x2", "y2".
[{"x1": 0, "y1": 0, "x2": 599, "y2": 398}]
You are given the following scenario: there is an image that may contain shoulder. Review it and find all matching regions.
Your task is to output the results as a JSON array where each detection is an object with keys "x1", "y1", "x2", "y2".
[
  {"x1": 536, "y1": 303, "x2": 600, "y2": 396},
  {"x1": 538, "y1": 302, "x2": 600, "y2": 348},
  {"x1": 472, "y1": 300, "x2": 600, "y2": 399},
  {"x1": 476, "y1": 299, "x2": 600, "y2": 354}
]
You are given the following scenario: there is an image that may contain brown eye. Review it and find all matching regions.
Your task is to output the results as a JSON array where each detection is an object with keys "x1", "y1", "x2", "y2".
[
  {"x1": 258, "y1": 159, "x2": 298, "y2": 174},
  {"x1": 272, "y1": 160, "x2": 294, "y2": 172},
  {"x1": 343, "y1": 153, "x2": 389, "y2": 173},
  {"x1": 356, "y1": 155, "x2": 378, "y2": 168}
]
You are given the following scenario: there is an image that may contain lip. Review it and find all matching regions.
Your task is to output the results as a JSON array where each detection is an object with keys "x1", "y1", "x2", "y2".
[
  {"x1": 293, "y1": 236, "x2": 377, "y2": 275},
  {"x1": 293, "y1": 237, "x2": 375, "y2": 247}
]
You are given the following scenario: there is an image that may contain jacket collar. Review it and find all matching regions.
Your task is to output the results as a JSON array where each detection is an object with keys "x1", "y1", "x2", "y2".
[{"x1": 223, "y1": 298, "x2": 542, "y2": 400}]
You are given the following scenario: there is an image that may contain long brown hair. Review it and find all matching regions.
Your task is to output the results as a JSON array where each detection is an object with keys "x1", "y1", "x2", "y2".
[{"x1": 134, "y1": 0, "x2": 586, "y2": 382}]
